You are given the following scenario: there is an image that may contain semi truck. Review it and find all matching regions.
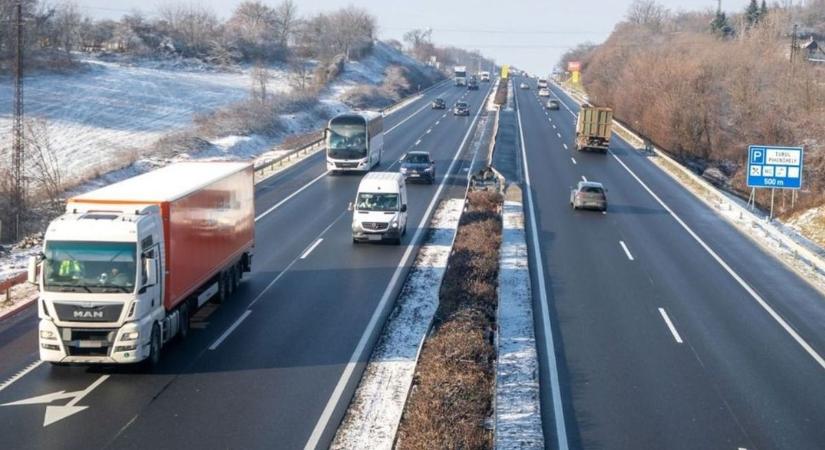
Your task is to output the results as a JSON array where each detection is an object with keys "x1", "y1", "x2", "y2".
[
  {"x1": 575, "y1": 106, "x2": 613, "y2": 152},
  {"x1": 29, "y1": 162, "x2": 255, "y2": 367},
  {"x1": 454, "y1": 65, "x2": 467, "y2": 86}
]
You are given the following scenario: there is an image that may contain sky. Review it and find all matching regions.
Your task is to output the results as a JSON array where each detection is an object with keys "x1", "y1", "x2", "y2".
[{"x1": 78, "y1": 0, "x2": 753, "y2": 75}]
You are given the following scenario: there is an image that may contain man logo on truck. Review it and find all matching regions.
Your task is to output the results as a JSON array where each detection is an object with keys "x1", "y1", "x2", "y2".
[{"x1": 74, "y1": 309, "x2": 104, "y2": 319}]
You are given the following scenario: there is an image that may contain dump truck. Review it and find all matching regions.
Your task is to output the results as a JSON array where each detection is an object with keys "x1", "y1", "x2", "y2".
[
  {"x1": 30, "y1": 162, "x2": 255, "y2": 367},
  {"x1": 575, "y1": 106, "x2": 613, "y2": 152}
]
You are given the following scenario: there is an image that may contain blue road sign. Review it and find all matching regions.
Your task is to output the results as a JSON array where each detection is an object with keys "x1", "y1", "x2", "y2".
[{"x1": 747, "y1": 145, "x2": 803, "y2": 190}]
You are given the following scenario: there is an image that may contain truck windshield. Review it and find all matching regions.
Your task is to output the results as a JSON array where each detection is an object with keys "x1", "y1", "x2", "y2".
[
  {"x1": 43, "y1": 241, "x2": 138, "y2": 293},
  {"x1": 356, "y1": 193, "x2": 399, "y2": 212},
  {"x1": 327, "y1": 117, "x2": 367, "y2": 160}
]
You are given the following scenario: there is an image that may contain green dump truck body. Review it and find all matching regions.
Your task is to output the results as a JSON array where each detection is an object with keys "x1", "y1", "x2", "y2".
[{"x1": 575, "y1": 107, "x2": 613, "y2": 152}]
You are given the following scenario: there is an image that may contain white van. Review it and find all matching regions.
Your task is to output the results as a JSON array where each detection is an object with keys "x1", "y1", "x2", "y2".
[{"x1": 351, "y1": 172, "x2": 408, "y2": 245}]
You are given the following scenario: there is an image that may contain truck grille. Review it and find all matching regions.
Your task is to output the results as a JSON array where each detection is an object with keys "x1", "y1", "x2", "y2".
[
  {"x1": 53, "y1": 303, "x2": 123, "y2": 322},
  {"x1": 61, "y1": 327, "x2": 116, "y2": 357},
  {"x1": 362, "y1": 222, "x2": 388, "y2": 231}
]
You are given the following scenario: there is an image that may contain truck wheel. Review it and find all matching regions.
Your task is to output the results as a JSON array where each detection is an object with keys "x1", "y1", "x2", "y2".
[
  {"x1": 216, "y1": 273, "x2": 228, "y2": 303},
  {"x1": 178, "y1": 302, "x2": 190, "y2": 340},
  {"x1": 144, "y1": 324, "x2": 161, "y2": 369},
  {"x1": 233, "y1": 264, "x2": 241, "y2": 289},
  {"x1": 227, "y1": 268, "x2": 236, "y2": 297}
]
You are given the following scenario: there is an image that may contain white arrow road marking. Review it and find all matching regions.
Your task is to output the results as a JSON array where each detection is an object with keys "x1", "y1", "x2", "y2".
[{"x1": 3, "y1": 375, "x2": 109, "y2": 427}]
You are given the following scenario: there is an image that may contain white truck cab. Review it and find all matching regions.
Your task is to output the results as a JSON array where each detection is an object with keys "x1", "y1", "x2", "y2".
[{"x1": 351, "y1": 172, "x2": 408, "y2": 245}]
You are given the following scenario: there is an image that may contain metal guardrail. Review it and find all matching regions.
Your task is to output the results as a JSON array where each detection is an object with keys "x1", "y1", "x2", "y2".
[{"x1": 253, "y1": 137, "x2": 325, "y2": 182}]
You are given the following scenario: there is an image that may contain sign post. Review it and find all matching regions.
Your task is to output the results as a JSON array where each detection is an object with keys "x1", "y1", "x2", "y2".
[{"x1": 746, "y1": 145, "x2": 804, "y2": 220}]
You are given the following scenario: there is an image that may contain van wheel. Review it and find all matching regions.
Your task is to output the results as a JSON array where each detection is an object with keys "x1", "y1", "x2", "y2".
[{"x1": 178, "y1": 302, "x2": 190, "y2": 340}]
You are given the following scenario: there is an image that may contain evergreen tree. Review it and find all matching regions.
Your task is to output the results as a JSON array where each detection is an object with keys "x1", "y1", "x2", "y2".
[
  {"x1": 711, "y1": 9, "x2": 733, "y2": 37},
  {"x1": 759, "y1": 0, "x2": 768, "y2": 19},
  {"x1": 746, "y1": 0, "x2": 760, "y2": 26}
]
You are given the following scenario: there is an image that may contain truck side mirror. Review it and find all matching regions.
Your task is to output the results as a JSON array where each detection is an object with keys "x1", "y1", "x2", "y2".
[
  {"x1": 401, "y1": 204, "x2": 408, "y2": 213},
  {"x1": 27, "y1": 256, "x2": 39, "y2": 284},
  {"x1": 323, "y1": 128, "x2": 330, "y2": 140},
  {"x1": 143, "y1": 258, "x2": 157, "y2": 287}
]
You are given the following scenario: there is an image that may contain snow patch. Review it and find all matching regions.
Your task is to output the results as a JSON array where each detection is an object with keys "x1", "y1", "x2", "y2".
[{"x1": 496, "y1": 200, "x2": 544, "y2": 449}]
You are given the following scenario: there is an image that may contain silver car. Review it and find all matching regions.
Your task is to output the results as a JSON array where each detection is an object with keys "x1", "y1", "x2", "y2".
[{"x1": 571, "y1": 181, "x2": 608, "y2": 211}]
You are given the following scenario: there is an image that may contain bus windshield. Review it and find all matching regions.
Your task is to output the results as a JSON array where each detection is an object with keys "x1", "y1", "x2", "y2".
[
  {"x1": 327, "y1": 116, "x2": 368, "y2": 160},
  {"x1": 43, "y1": 241, "x2": 138, "y2": 293}
]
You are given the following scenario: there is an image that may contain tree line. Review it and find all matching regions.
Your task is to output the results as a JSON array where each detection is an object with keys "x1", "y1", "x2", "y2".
[
  {"x1": 0, "y1": 0, "x2": 377, "y2": 71},
  {"x1": 559, "y1": 0, "x2": 825, "y2": 216}
]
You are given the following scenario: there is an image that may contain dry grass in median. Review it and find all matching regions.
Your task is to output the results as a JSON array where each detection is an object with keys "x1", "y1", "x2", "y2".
[{"x1": 396, "y1": 190, "x2": 502, "y2": 450}]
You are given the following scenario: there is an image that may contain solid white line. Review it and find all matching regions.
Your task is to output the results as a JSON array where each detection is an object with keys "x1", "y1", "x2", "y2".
[
  {"x1": 563, "y1": 143, "x2": 569, "y2": 150},
  {"x1": 386, "y1": 101, "x2": 436, "y2": 135},
  {"x1": 255, "y1": 170, "x2": 329, "y2": 222},
  {"x1": 514, "y1": 84, "x2": 570, "y2": 450},
  {"x1": 620, "y1": 241, "x2": 635, "y2": 261},
  {"x1": 305, "y1": 82, "x2": 493, "y2": 450},
  {"x1": 209, "y1": 310, "x2": 252, "y2": 350},
  {"x1": 581, "y1": 176, "x2": 587, "y2": 182},
  {"x1": 571, "y1": 157, "x2": 577, "y2": 165},
  {"x1": 658, "y1": 308, "x2": 684, "y2": 344},
  {"x1": 300, "y1": 238, "x2": 323, "y2": 259},
  {"x1": 0, "y1": 360, "x2": 43, "y2": 393},
  {"x1": 610, "y1": 149, "x2": 825, "y2": 369}
]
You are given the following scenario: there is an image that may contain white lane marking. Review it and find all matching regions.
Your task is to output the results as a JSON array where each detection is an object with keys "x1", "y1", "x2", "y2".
[
  {"x1": 247, "y1": 210, "x2": 347, "y2": 309},
  {"x1": 552, "y1": 124, "x2": 557, "y2": 129},
  {"x1": 571, "y1": 157, "x2": 577, "y2": 165},
  {"x1": 426, "y1": 129, "x2": 431, "y2": 134},
  {"x1": 658, "y1": 308, "x2": 684, "y2": 344},
  {"x1": 3, "y1": 374, "x2": 110, "y2": 426},
  {"x1": 300, "y1": 238, "x2": 323, "y2": 259},
  {"x1": 563, "y1": 143, "x2": 569, "y2": 150},
  {"x1": 581, "y1": 176, "x2": 588, "y2": 182},
  {"x1": 208, "y1": 310, "x2": 252, "y2": 350},
  {"x1": 305, "y1": 82, "x2": 493, "y2": 450},
  {"x1": 435, "y1": 120, "x2": 440, "y2": 125},
  {"x1": 415, "y1": 139, "x2": 421, "y2": 146},
  {"x1": 442, "y1": 113, "x2": 447, "y2": 118},
  {"x1": 610, "y1": 149, "x2": 825, "y2": 369},
  {"x1": 0, "y1": 360, "x2": 43, "y2": 394},
  {"x1": 255, "y1": 171, "x2": 329, "y2": 222},
  {"x1": 514, "y1": 83, "x2": 570, "y2": 450},
  {"x1": 557, "y1": 132, "x2": 562, "y2": 139},
  {"x1": 386, "y1": 101, "x2": 438, "y2": 135},
  {"x1": 620, "y1": 241, "x2": 635, "y2": 261}
]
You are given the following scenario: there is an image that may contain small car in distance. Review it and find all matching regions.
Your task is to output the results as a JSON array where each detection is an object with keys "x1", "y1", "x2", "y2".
[
  {"x1": 519, "y1": 82, "x2": 530, "y2": 89},
  {"x1": 539, "y1": 88, "x2": 551, "y2": 97},
  {"x1": 467, "y1": 78, "x2": 479, "y2": 90},
  {"x1": 546, "y1": 99, "x2": 560, "y2": 110},
  {"x1": 431, "y1": 97, "x2": 446, "y2": 109},
  {"x1": 453, "y1": 101, "x2": 470, "y2": 116},
  {"x1": 570, "y1": 181, "x2": 608, "y2": 212},
  {"x1": 400, "y1": 151, "x2": 436, "y2": 184}
]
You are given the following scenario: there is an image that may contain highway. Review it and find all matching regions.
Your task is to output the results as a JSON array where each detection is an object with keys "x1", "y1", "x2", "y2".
[
  {"x1": 0, "y1": 79, "x2": 492, "y2": 449},
  {"x1": 514, "y1": 76, "x2": 825, "y2": 450}
]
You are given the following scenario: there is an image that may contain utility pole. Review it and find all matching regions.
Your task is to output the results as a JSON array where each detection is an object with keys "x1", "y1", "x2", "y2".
[
  {"x1": 790, "y1": 23, "x2": 798, "y2": 63},
  {"x1": 11, "y1": 1, "x2": 26, "y2": 240}
]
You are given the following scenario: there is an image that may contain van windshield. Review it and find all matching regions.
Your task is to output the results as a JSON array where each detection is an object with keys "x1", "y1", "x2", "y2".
[{"x1": 356, "y1": 193, "x2": 399, "y2": 212}]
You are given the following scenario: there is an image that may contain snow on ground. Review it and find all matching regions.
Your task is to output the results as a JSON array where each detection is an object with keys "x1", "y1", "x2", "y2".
[
  {"x1": 496, "y1": 198, "x2": 544, "y2": 449},
  {"x1": 331, "y1": 198, "x2": 464, "y2": 450}
]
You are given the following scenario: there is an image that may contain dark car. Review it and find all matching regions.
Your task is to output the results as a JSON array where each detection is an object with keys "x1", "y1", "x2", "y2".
[
  {"x1": 453, "y1": 101, "x2": 470, "y2": 116},
  {"x1": 431, "y1": 97, "x2": 446, "y2": 109},
  {"x1": 546, "y1": 99, "x2": 560, "y2": 110},
  {"x1": 400, "y1": 151, "x2": 436, "y2": 184},
  {"x1": 467, "y1": 78, "x2": 479, "y2": 90},
  {"x1": 570, "y1": 181, "x2": 608, "y2": 211}
]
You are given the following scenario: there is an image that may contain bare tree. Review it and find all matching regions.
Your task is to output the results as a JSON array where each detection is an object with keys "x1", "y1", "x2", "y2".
[
  {"x1": 158, "y1": 2, "x2": 219, "y2": 57},
  {"x1": 250, "y1": 62, "x2": 270, "y2": 103},
  {"x1": 626, "y1": 0, "x2": 670, "y2": 32},
  {"x1": 274, "y1": 0, "x2": 298, "y2": 48},
  {"x1": 288, "y1": 57, "x2": 312, "y2": 92},
  {"x1": 24, "y1": 119, "x2": 63, "y2": 211}
]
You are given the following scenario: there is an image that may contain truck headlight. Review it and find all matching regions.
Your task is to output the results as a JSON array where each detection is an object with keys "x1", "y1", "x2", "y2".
[
  {"x1": 391, "y1": 221, "x2": 399, "y2": 228},
  {"x1": 120, "y1": 331, "x2": 139, "y2": 341},
  {"x1": 40, "y1": 330, "x2": 56, "y2": 340}
]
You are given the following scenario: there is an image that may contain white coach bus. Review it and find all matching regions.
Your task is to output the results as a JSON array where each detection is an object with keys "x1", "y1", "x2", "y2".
[{"x1": 325, "y1": 111, "x2": 384, "y2": 173}]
